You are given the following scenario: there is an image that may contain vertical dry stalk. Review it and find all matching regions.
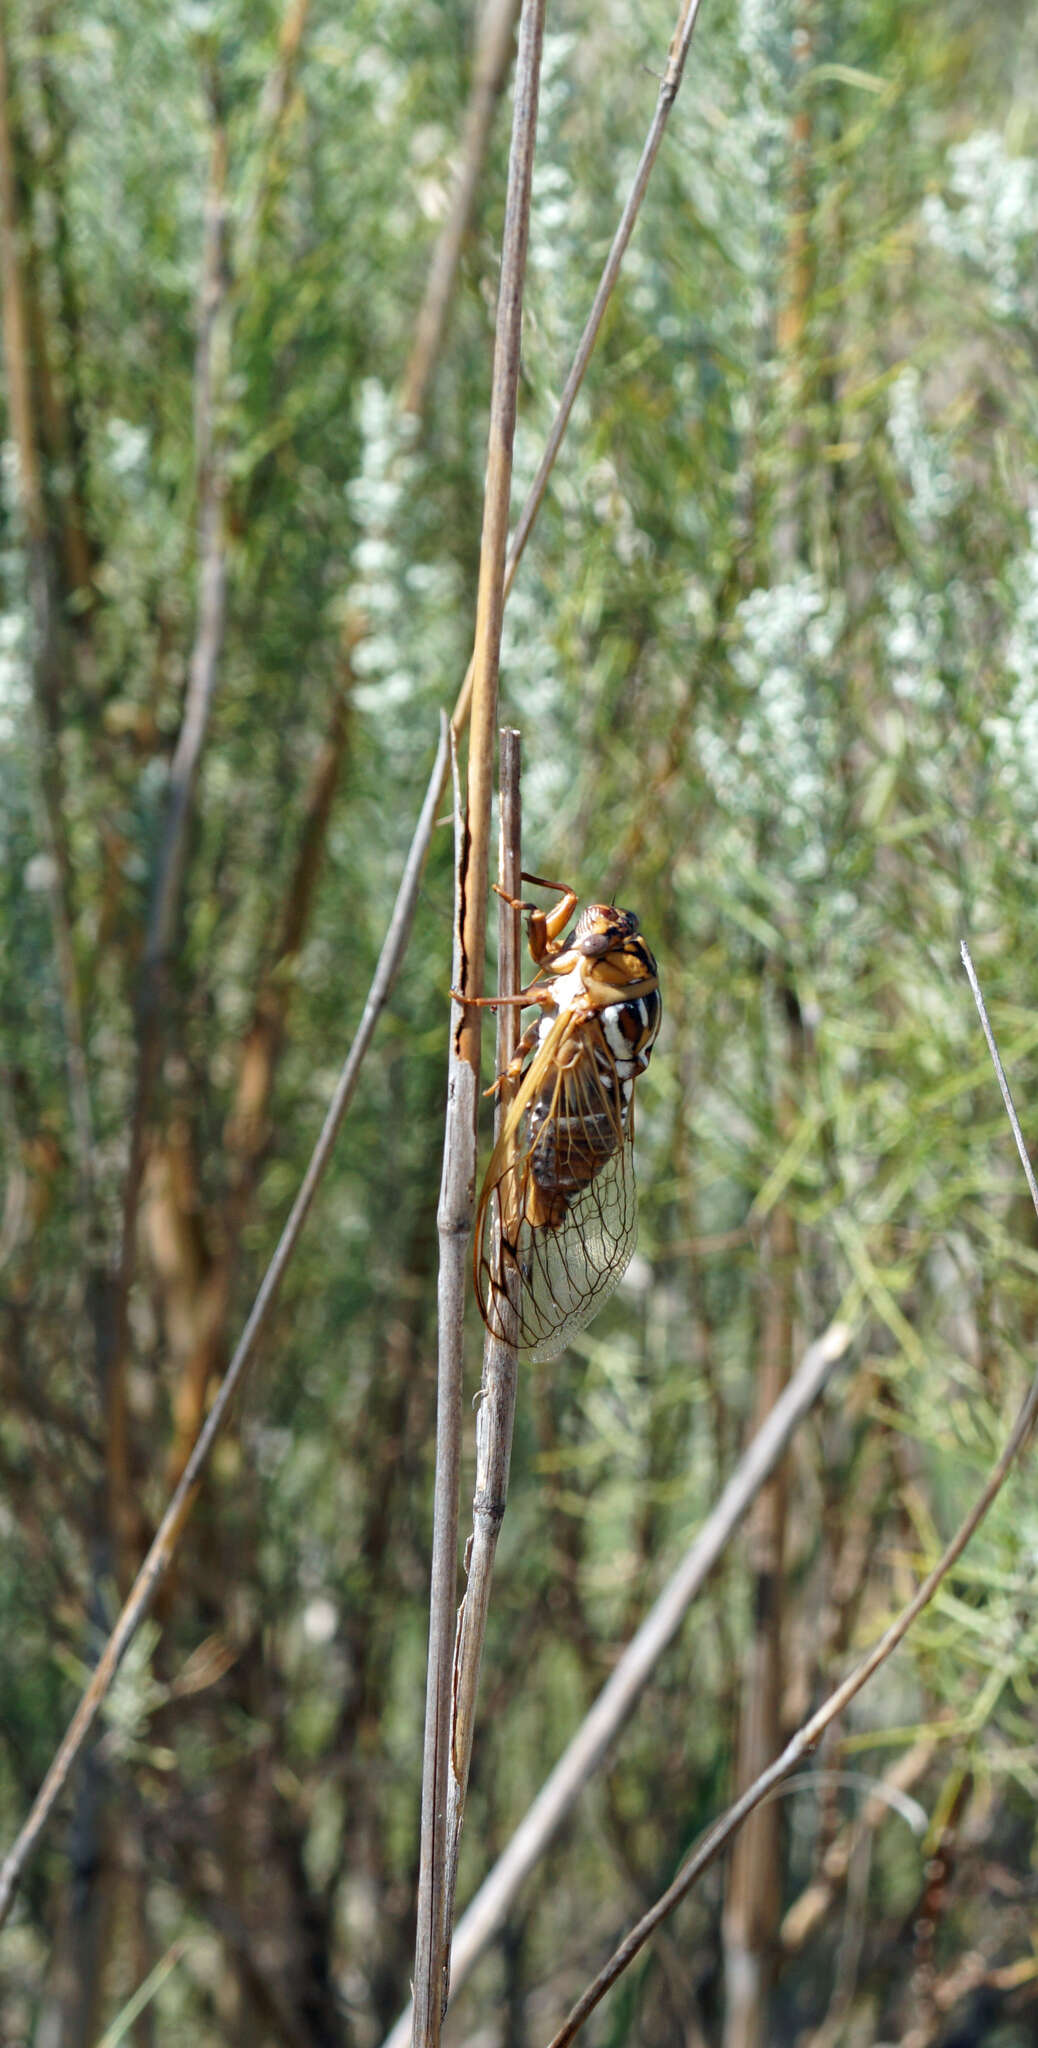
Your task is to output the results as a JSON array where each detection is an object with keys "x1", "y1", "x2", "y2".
[
  {"x1": 413, "y1": 3, "x2": 545, "y2": 2037},
  {"x1": 455, "y1": 0, "x2": 544, "y2": 1046},
  {"x1": 402, "y1": 0, "x2": 523, "y2": 420},
  {"x1": 416, "y1": 734, "x2": 472, "y2": 2045},
  {"x1": 441, "y1": 728, "x2": 523, "y2": 1980}
]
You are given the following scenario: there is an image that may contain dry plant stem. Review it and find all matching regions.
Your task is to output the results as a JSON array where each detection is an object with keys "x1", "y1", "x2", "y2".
[
  {"x1": 402, "y1": 0, "x2": 523, "y2": 420},
  {"x1": 456, "y1": 0, "x2": 544, "y2": 1053},
  {"x1": 960, "y1": 942, "x2": 1038, "y2": 1215},
  {"x1": 381, "y1": 1321, "x2": 852, "y2": 2048},
  {"x1": 415, "y1": 736, "x2": 472, "y2": 2048},
  {"x1": 0, "y1": 716, "x2": 450, "y2": 1933},
  {"x1": 544, "y1": 954, "x2": 1038, "y2": 2048},
  {"x1": 414, "y1": 1, "x2": 544, "y2": 2029},
  {"x1": 441, "y1": 729, "x2": 523, "y2": 1995}
]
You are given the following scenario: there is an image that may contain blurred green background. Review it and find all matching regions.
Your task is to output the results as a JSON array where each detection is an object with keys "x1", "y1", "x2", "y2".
[{"x1": 2, "y1": 0, "x2": 1038, "y2": 2041}]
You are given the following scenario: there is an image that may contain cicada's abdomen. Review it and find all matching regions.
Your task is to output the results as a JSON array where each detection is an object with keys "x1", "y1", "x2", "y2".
[
  {"x1": 524, "y1": 974, "x2": 661, "y2": 1218},
  {"x1": 523, "y1": 1057, "x2": 624, "y2": 1228}
]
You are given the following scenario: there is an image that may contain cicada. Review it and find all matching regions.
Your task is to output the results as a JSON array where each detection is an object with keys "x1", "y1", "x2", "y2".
[{"x1": 463, "y1": 875, "x2": 661, "y2": 1362}]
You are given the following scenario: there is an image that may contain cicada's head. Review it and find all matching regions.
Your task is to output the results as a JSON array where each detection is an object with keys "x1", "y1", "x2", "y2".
[{"x1": 573, "y1": 904, "x2": 642, "y2": 960}]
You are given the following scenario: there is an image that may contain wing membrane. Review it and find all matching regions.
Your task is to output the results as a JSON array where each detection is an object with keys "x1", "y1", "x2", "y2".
[{"x1": 475, "y1": 1018, "x2": 638, "y2": 1362}]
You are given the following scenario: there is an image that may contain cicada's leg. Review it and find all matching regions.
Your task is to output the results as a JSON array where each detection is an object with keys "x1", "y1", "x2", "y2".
[
  {"x1": 583, "y1": 969, "x2": 660, "y2": 1008},
  {"x1": 493, "y1": 873, "x2": 579, "y2": 967},
  {"x1": 449, "y1": 979, "x2": 551, "y2": 1008},
  {"x1": 483, "y1": 1014, "x2": 542, "y2": 1097}
]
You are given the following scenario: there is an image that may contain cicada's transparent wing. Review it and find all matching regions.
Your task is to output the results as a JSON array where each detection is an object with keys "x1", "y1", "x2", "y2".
[
  {"x1": 512, "y1": 1144, "x2": 637, "y2": 1361},
  {"x1": 475, "y1": 1028, "x2": 639, "y2": 1361}
]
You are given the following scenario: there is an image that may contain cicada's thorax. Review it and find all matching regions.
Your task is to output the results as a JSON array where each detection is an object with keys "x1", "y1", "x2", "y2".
[{"x1": 522, "y1": 905, "x2": 661, "y2": 1230}]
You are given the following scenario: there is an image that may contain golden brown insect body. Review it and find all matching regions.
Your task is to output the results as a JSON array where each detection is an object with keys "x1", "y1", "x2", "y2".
[{"x1": 462, "y1": 876, "x2": 662, "y2": 1361}]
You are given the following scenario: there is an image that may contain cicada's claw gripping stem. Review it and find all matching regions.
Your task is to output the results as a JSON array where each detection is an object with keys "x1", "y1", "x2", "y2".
[{"x1": 449, "y1": 985, "x2": 547, "y2": 1009}]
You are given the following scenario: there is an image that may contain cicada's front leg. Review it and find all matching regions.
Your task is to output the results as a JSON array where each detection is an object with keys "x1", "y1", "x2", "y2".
[
  {"x1": 582, "y1": 968, "x2": 660, "y2": 1009},
  {"x1": 451, "y1": 877, "x2": 578, "y2": 1007},
  {"x1": 493, "y1": 873, "x2": 579, "y2": 969}
]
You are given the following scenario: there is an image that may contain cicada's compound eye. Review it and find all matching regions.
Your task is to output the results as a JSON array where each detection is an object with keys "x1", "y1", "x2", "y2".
[{"x1": 575, "y1": 904, "x2": 641, "y2": 956}]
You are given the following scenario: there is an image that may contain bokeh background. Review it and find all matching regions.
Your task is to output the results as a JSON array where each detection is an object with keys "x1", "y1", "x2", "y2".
[{"x1": 2, "y1": 0, "x2": 1038, "y2": 2041}]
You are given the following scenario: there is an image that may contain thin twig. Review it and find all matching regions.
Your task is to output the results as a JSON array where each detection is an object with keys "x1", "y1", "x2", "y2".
[
  {"x1": 401, "y1": 0, "x2": 523, "y2": 421},
  {"x1": 455, "y1": 0, "x2": 544, "y2": 1051},
  {"x1": 441, "y1": 729, "x2": 523, "y2": 1993},
  {"x1": 508, "y1": 0, "x2": 706, "y2": 577},
  {"x1": 452, "y1": 0, "x2": 710, "y2": 732},
  {"x1": 381, "y1": 1321, "x2": 852, "y2": 2048},
  {"x1": 0, "y1": 717, "x2": 450, "y2": 1932},
  {"x1": 151, "y1": 115, "x2": 230, "y2": 980},
  {"x1": 960, "y1": 942, "x2": 1038, "y2": 1217},
  {"x1": 542, "y1": 951, "x2": 1038, "y2": 2048},
  {"x1": 413, "y1": 0, "x2": 545, "y2": 2031},
  {"x1": 414, "y1": 733, "x2": 471, "y2": 2044}
]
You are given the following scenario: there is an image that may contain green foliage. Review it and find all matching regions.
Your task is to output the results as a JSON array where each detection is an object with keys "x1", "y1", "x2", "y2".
[{"x1": 3, "y1": 0, "x2": 1038, "y2": 2041}]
